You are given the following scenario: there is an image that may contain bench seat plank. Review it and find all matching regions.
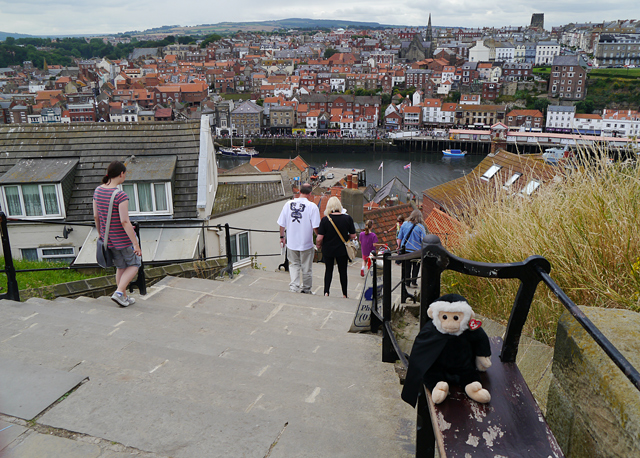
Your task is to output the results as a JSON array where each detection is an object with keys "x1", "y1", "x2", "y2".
[{"x1": 427, "y1": 337, "x2": 564, "y2": 458}]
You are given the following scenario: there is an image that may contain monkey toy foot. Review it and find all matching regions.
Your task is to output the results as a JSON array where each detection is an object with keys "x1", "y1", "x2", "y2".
[
  {"x1": 465, "y1": 381, "x2": 491, "y2": 403},
  {"x1": 432, "y1": 381, "x2": 449, "y2": 404}
]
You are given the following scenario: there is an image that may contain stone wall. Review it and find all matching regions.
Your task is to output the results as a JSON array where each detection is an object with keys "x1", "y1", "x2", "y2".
[
  {"x1": 19, "y1": 259, "x2": 227, "y2": 301},
  {"x1": 546, "y1": 307, "x2": 640, "y2": 457}
]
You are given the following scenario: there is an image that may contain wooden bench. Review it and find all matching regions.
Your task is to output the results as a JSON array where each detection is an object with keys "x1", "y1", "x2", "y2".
[{"x1": 396, "y1": 235, "x2": 565, "y2": 457}]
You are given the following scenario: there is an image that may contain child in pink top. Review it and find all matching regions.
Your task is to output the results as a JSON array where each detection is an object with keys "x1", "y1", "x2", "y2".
[{"x1": 359, "y1": 220, "x2": 379, "y2": 277}]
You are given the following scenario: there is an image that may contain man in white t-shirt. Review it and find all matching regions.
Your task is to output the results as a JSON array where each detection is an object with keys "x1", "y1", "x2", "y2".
[{"x1": 277, "y1": 183, "x2": 320, "y2": 293}]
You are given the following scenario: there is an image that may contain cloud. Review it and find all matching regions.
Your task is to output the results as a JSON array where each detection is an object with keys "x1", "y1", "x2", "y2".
[{"x1": 0, "y1": 0, "x2": 636, "y2": 36}]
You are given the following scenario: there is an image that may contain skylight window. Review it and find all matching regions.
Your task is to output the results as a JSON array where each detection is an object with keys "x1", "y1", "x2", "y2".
[
  {"x1": 503, "y1": 173, "x2": 522, "y2": 189},
  {"x1": 480, "y1": 164, "x2": 502, "y2": 181},
  {"x1": 520, "y1": 180, "x2": 541, "y2": 196}
]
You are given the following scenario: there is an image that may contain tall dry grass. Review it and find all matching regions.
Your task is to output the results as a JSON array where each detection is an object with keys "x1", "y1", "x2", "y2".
[{"x1": 442, "y1": 146, "x2": 640, "y2": 345}]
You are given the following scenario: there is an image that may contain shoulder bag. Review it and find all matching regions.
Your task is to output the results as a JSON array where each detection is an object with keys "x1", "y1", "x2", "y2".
[
  {"x1": 327, "y1": 215, "x2": 358, "y2": 262},
  {"x1": 96, "y1": 190, "x2": 120, "y2": 268},
  {"x1": 396, "y1": 223, "x2": 416, "y2": 265}
]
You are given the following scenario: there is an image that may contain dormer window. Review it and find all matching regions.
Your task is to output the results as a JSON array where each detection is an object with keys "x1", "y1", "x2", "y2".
[
  {"x1": 481, "y1": 164, "x2": 502, "y2": 181},
  {"x1": 119, "y1": 156, "x2": 176, "y2": 216},
  {"x1": 0, "y1": 158, "x2": 78, "y2": 220}
]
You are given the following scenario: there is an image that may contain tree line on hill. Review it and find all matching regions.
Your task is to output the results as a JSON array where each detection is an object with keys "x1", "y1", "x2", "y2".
[{"x1": 0, "y1": 34, "x2": 222, "y2": 69}]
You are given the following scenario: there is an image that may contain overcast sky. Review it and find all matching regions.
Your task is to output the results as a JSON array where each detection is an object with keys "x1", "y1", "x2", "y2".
[{"x1": 1, "y1": 0, "x2": 635, "y2": 36}]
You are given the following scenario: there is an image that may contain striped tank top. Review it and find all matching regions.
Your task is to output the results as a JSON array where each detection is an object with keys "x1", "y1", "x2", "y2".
[{"x1": 93, "y1": 186, "x2": 131, "y2": 250}]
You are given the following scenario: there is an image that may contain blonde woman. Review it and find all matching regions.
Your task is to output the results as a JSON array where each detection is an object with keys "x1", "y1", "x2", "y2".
[{"x1": 316, "y1": 196, "x2": 356, "y2": 297}]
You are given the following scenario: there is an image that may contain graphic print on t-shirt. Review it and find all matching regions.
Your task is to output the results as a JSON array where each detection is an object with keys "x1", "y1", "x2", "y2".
[{"x1": 290, "y1": 202, "x2": 306, "y2": 223}]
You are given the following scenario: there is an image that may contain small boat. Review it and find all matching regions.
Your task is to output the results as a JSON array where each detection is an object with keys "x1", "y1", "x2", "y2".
[
  {"x1": 219, "y1": 146, "x2": 259, "y2": 157},
  {"x1": 219, "y1": 127, "x2": 259, "y2": 157},
  {"x1": 443, "y1": 149, "x2": 467, "y2": 157}
]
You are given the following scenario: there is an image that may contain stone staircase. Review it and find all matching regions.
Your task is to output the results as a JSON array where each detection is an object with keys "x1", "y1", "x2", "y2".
[{"x1": 0, "y1": 262, "x2": 415, "y2": 457}]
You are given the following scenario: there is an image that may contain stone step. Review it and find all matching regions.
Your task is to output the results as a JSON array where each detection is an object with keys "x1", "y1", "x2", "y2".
[{"x1": 1, "y1": 273, "x2": 415, "y2": 458}]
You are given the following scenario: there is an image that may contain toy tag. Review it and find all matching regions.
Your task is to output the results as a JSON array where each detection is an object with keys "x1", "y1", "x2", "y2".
[{"x1": 469, "y1": 319, "x2": 482, "y2": 330}]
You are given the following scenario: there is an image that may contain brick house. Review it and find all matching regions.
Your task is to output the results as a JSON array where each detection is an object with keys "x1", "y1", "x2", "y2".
[
  {"x1": 505, "y1": 109, "x2": 544, "y2": 130},
  {"x1": 548, "y1": 55, "x2": 588, "y2": 101}
]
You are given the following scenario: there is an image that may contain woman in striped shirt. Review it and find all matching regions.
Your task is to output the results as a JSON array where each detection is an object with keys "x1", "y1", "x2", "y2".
[{"x1": 93, "y1": 161, "x2": 142, "y2": 307}]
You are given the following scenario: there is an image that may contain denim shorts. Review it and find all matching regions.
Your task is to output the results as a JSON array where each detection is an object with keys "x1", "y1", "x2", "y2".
[{"x1": 112, "y1": 245, "x2": 141, "y2": 269}]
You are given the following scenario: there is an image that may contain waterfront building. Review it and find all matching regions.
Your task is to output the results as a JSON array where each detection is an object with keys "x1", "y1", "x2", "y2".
[
  {"x1": 546, "y1": 105, "x2": 576, "y2": 133},
  {"x1": 571, "y1": 113, "x2": 602, "y2": 135},
  {"x1": 506, "y1": 109, "x2": 544, "y2": 131},
  {"x1": 601, "y1": 109, "x2": 640, "y2": 137},
  {"x1": 455, "y1": 104, "x2": 507, "y2": 128}
]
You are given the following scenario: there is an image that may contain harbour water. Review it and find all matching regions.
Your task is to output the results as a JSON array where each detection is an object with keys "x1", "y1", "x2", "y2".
[{"x1": 219, "y1": 149, "x2": 486, "y2": 193}]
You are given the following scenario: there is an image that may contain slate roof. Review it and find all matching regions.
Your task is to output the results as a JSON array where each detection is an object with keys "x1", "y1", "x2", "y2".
[
  {"x1": 0, "y1": 122, "x2": 201, "y2": 221},
  {"x1": 210, "y1": 180, "x2": 287, "y2": 217}
]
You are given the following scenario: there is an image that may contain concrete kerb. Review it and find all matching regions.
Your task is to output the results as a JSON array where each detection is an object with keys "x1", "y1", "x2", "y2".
[{"x1": 17, "y1": 259, "x2": 227, "y2": 301}]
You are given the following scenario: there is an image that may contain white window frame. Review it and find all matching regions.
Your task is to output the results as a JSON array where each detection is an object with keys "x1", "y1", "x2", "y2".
[
  {"x1": 520, "y1": 180, "x2": 541, "y2": 196},
  {"x1": 1, "y1": 183, "x2": 65, "y2": 220},
  {"x1": 503, "y1": 173, "x2": 522, "y2": 190},
  {"x1": 230, "y1": 231, "x2": 250, "y2": 264},
  {"x1": 480, "y1": 164, "x2": 502, "y2": 181},
  {"x1": 21, "y1": 246, "x2": 75, "y2": 263},
  {"x1": 119, "y1": 182, "x2": 173, "y2": 216}
]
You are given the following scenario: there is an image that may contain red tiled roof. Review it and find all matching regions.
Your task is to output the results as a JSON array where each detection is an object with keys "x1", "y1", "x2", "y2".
[
  {"x1": 424, "y1": 208, "x2": 465, "y2": 248},
  {"x1": 364, "y1": 203, "x2": 414, "y2": 249}
]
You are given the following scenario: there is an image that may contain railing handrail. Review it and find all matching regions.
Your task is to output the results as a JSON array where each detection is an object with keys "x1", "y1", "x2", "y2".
[
  {"x1": 0, "y1": 215, "x2": 290, "y2": 301},
  {"x1": 377, "y1": 234, "x2": 640, "y2": 393}
]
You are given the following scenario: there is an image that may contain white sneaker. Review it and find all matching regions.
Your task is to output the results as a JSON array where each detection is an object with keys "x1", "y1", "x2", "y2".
[{"x1": 111, "y1": 292, "x2": 130, "y2": 307}]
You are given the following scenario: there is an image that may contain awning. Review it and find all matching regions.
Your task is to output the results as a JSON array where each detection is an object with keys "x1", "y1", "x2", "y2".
[{"x1": 74, "y1": 225, "x2": 201, "y2": 265}]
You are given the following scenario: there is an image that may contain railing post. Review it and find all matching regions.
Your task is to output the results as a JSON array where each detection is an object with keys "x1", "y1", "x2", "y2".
[
  {"x1": 130, "y1": 222, "x2": 146, "y2": 296},
  {"x1": 224, "y1": 223, "x2": 234, "y2": 279},
  {"x1": 0, "y1": 212, "x2": 20, "y2": 302},
  {"x1": 401, "y1": 257, "x2": 409, "y2": 303},
  {"x1": 421, "y1": 235, "x2": 443, "y2": 330},
  {"x1": 416, "y1": 385, "x2": 436, "y2": 458},
  {"x1": 382, "y1": 250, "x2": 397, "y2": 363},
  {"x1": 370, "y1": 253, "x2": 381, "y2": 333}
]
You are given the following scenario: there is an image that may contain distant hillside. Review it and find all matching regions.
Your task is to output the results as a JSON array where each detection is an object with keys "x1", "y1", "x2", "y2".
[
  {"x1": 124, "y1": 17, "x2": 401, "y2": 37},
  {"x1": 0, "y1": 32, "x2": 35, "y2": 40}
]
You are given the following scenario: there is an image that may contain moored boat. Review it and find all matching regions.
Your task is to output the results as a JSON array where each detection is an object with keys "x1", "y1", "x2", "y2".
[
  {"x1": 220, "y1": 146, "x2": 259, "y2": 157},
  {"x1": 442, "y1": 149, "x2": 467, "y2": 157}
]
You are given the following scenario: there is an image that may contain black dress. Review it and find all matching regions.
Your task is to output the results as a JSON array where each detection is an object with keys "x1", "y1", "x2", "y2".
[{"x1": 318, "y1": 213, "x2": 356, "y2": 296}]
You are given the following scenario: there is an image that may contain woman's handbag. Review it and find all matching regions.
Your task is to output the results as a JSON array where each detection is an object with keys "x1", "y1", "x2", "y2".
[
  {"x1": 395, "y1": 223, "x2": 416, "y2": 265},
  {"x1": 327, "y1": 215, "x2": 358, "y2": 262},
  {"x1": 96, "y1": 190, "x2": 120, "y2": 268}
]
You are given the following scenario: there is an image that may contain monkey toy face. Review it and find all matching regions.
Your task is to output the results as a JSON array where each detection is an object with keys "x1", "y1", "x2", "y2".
[
  {"x1": 437, "y1": 311, "x2": 465, "y2": 334},
  {"x1": 427, "y1": 300, "x2": 473, "y2": 336}
]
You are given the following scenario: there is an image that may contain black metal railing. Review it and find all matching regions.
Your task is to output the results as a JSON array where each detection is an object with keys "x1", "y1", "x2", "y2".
[
  {"x1": 0, "y1": 213, "x2": 288, "y2": 302},
  {"x1": 373, "y1": 233, "x2": 640, "y2": 457}
]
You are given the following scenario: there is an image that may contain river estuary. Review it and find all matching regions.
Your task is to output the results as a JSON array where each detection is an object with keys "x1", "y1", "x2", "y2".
[{"x1": 219, "y1": 149, "x2": 486, "y2": 193}]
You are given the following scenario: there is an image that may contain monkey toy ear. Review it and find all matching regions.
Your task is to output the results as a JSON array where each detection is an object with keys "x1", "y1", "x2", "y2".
[{"x1": 427, "y1": 307, "x2": 434, "y2": 319}]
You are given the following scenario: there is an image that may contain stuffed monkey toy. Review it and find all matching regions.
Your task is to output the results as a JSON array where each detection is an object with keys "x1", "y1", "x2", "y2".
[{"x1": 401, "y1": 294, "x2": 492, "y2": 406}]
